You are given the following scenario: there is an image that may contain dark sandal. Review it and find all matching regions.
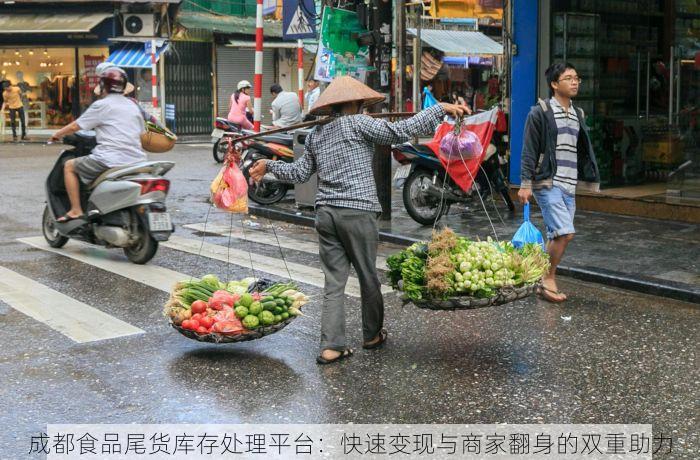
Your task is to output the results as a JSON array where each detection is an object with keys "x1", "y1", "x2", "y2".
[
  {"x1": 56, "y1": 214, "x2": 84, "y2": 223},
  {"x1": 316, "y1": 348, "x2": 353, "y2": 365},
  {"x1": 537, "y1": 286, "x2": 566, "y2": 303},
  {"x1": 363, "y1": 328, "x2": 388, "y2": 350}
]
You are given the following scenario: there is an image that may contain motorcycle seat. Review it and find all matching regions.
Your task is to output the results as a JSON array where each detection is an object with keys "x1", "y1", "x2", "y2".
[
  {"x1": 258, "y1": 133, "x2": 293, "y2": 147},
  {"x1": 397, "y1": 143, "x2": 436, "y2": 156},
  {"x1": 90, "y1": 162, "x2": 175, "y2": 189},
  {"x1": 215, "y1": 117, "x2": 241, "y2": 130}
]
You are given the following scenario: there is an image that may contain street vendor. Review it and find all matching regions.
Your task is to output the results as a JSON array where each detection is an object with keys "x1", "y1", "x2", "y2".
[{"x1": 249, "y1": 76, "x2": 466, "y2": 364}]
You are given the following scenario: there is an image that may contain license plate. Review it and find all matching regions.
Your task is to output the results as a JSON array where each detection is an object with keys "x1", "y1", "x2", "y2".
[
  {"x1": 148, "y1": 212, "x2": 172, "y2": 232},
  {"x1": 393, "y1": 164, "x2": 412, "y2": 181},
  {"x1": 211, "y1": 128, "x2": 224, "y2": 139}
]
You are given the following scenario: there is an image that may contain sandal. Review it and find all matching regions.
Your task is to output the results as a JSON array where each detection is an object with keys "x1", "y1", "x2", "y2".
[
  {"x1": 363, "y1": 328, "x2": 388, "y2": 350},
  {"x1": 56, "y1": 214, "x2": 85, "y2": 223},
  {"x1": 316, "y1": 348, "x2": 353, "y2": 365},
  {"x1": 537, "y1": 286, "x2": 566, "y2": 303}
]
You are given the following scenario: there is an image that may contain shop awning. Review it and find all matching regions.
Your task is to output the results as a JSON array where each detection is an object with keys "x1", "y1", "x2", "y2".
[
  {"x1": 178, "y1": 12, "x2": 283, "y2": 38},
  {"x1": 0, "y1": 13, "x2": 112, "y2": 34},
  {"x1": 407, "y1": 29, "x2": 503, "y2": 56},
  {"x1": 108, "y1": 42, "x2": 169, "y2": 68}
]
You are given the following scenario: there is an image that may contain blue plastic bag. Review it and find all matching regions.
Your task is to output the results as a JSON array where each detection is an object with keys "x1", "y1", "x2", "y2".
[
  {"x1": 511, "y1": 202, "x2": 545, "y2": 249},
  {"x1": 422, "y1": 87, "x2": 438, "y2": 109}
]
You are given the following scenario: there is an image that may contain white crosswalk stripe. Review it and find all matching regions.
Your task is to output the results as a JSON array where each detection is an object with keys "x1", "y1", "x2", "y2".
[
  {"x1": 183, "y1": 222, "x2": 389, "y2": 271},
  {"x1": 0, "y1": 265, "x2": 144, "y2": 343},
  {"x1": 162, "y1": 235, "x2": 393, "y2": 297},
  {"x1": 19, "y1": 235, "x2": 391, "y2": 299},
  {"x1": 19, "y1": 237, "x2": 186, "y2": 293}
]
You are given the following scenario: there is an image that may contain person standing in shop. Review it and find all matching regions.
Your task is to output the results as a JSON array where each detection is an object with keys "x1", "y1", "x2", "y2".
[
  {"x1": 2, "y1": 80, "x2": 27, "y2": 141},
  {"x1": 249, "y1": 76, "x2": 466, "y2": 364},
  {"x1": 517, "y1": 62, "x2": 600, "y2": 303}
]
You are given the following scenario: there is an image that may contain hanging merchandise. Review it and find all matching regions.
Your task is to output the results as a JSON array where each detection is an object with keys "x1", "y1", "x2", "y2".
[
  {"x1": 210, "y1": 161, "x2": 249, "y2": 213},
  {"x1": 426, "y1": 107, "x2": 502, "y2": 192},
  {"x1": 387, "y1": 228, "x2": 548, "y2": 310},
  {"x1": 439, "y1": 121, "x2": 482, "y2": 160},
  {"x1": 313, "y1": 7, "x2": 371, "y2": 83},
  {"x1": 422, "y1": 86, "x2": 438, "y2": 109}
]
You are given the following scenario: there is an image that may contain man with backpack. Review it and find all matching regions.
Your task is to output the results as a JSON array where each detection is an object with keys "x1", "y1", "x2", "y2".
[{"x1": 517, "y1": 62, "x2": 600, "y2": 302}]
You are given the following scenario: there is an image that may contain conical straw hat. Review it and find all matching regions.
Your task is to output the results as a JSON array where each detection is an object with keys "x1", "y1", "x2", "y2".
[{"x1": 309, "y1": 75, "x2": 385, "y2": 115}]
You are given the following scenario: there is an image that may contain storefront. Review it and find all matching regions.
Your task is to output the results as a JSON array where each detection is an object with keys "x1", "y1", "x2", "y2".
[
  {"x1": 406, "y1": 28, "x2": 504, "y2": 111},
  {"x1": 0, "y1": 12, "x2": 114, "y2": 137},
  {"x1": 511, "y1": 0, "x2": 700, "y2": 211}
]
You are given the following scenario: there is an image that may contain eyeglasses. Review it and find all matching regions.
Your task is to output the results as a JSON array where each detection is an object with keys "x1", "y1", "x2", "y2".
[{"x1": 558, "y1": 76, "x2": 583, "y2": 84}]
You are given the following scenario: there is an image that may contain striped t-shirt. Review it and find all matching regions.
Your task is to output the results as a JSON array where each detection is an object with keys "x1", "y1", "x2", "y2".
[{"x1": 550, "y1": 97, "x2": 579, "y2": 195}]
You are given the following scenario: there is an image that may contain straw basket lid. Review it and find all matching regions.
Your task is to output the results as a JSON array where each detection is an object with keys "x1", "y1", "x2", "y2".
[{"x1": 309, "y1": 75, "x2": 385, "y2": 115}]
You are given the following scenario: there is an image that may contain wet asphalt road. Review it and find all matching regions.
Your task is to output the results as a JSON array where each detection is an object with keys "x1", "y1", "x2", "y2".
[{"x1": 0, "y1": 142, "x2": 698, "y2": 458}]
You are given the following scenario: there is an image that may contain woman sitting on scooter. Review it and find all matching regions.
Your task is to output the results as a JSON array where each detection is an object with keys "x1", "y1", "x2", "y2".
[{"x1": 49, "y1": 68, "x2": 146, "y2": 223}]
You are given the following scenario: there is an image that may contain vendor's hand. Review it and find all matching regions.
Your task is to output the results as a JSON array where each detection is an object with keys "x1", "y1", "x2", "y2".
[
  {"x1": 249, "y1": 160, "x2": 269, "y2": 183},
  {"x1": 440, "y1": 103, "x2": 467, "y2": 119},
  {"x1": 49, "y1": 133, "x2": 61, "y2": 143},
  {"x1": 517, "y1": 187, "x2": 532, "y2": 205}
]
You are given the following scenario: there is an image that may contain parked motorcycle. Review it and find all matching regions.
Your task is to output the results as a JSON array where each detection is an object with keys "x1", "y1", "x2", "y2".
[
  {"x1": 212, "y1": 117, "x2": 242, "y2": 163},
  {"x1": 236, "y1": 131, "x2": 296, "y2": 205},
  {"x1": 43, "y1": 131, "x2": 175, "y2": 264},
  {"x1": 393, "y1": 137, "x2": 515, "y2": 226}
]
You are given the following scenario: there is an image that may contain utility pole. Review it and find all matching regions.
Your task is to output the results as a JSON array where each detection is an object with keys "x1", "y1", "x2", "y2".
[
  {"x1": 412, "y1": 4, "x2": 422, "y2": 112},
  {"x1": 370, "y1": 0, "x2": 393, "y2": 219},
  {"x1": 395, "y1": 0, "x2": 406, "y2": 113}
]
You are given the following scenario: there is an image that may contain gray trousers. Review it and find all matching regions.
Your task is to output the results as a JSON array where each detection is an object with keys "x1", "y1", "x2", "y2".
[{"x1": 315, "y1": 206, "x2": 384, "y2": 351}]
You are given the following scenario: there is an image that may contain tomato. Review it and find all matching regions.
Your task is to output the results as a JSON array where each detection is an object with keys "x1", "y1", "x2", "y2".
[
  {"x1": 191, "y1": 300, "x2": 208, "y2": 314},
  {"x1": 189, "y1": 319, "x2": 200, "y2": 330},
  {"x1": 181, "y1": 320, "x2": 192, "y2": 330},
  {"x1": 196, "y1": 326, "x2": 208, "y2": 334},
  {"x1": 199, "y1": 316, "x2": 215, "y2": 329},
  {"x1": 191, "y1": 313, "x2": 203, "y2": 322}
]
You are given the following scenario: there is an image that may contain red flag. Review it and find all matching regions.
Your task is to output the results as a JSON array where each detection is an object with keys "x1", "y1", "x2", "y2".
[{"x1": 426, "y1": 107, "x2": 502, "y2": 192}]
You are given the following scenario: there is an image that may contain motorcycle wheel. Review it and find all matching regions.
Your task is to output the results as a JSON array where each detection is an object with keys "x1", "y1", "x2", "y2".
[
  {"x1": 123, "y1": 222, "x2": 158, "y2": 264},
  {"x1": 241, "y1": 161, "x2": 289, "y2": 205},
  {"x1": 42, "y1": 205, "x2": 69, "y2": 248},
  {"x1": 403, "y1": 169, "x2": 449, "y2": 226},
  {"x1": 212, "y1": 138, "x2": 228, "y2": 163}
]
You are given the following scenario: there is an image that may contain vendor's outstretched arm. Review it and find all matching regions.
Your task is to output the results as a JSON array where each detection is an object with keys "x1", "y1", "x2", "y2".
[
  {"x1": 355, "y1": 104, "x2": 448, "y2": 145},
  {"x1": 265, "y1": 141, "x2": 318, "y2": 184}
]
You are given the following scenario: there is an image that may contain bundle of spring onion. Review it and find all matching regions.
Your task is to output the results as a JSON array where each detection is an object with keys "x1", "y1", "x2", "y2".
[{"x1": 145, "y1": 121, "x2": 177, "y2": 140}]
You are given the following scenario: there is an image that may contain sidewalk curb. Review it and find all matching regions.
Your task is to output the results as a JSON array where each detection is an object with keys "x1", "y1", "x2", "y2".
[{"x1": 249, "y1": 205, "x2": 700, "y2": 305}]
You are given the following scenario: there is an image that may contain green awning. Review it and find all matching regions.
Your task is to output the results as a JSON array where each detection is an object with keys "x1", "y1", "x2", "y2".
[
  {"x1": 407, "y1": 28, "x2": 503, "y2": 56},
  {"x1": 0, "y1": 13, "x2": 112, "y2": 34},
  {"x1": 177, "y1": 12, "x2": 283, "y2": 38}
]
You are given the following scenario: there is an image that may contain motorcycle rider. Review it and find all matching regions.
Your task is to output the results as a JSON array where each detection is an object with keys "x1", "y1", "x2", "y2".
[{"x1": 49, "y1": 68, "x2": 146, "y2": 222}]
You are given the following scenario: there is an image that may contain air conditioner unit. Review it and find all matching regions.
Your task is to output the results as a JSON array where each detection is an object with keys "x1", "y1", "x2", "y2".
[{"x1": 122, "y1": 14, "x2": 155, "y2": 37}]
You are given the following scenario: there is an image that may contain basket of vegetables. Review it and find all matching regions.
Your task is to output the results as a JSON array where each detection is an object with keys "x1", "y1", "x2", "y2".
[
  {"x1": 164, "y1": 274, "x2": 309, "y2": 343},
  {"x1": 387, "y1": 228, "x2": 548, "y2": 311},
  {"x1": 141, "y1": 121, "x2": 177, "y2": 153}
]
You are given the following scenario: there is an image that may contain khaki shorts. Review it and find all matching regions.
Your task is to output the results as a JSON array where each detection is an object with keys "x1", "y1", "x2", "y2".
[{"x1": 72, "y1": 156, "x2": 110, "y2": 185}]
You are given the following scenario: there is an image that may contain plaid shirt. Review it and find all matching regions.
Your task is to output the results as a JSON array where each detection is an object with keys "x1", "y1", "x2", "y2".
[{"x1": 267, "y1": 104, "x2": 446, "y2": 212}]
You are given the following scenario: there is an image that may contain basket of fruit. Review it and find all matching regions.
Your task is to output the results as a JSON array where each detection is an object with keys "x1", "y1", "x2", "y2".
[
  {"x1": 387, "y1": 228, "x2": 548, "y2": 311},
  {"x1": 164, "y1": 274, "x2": 309, "y2": 343}
]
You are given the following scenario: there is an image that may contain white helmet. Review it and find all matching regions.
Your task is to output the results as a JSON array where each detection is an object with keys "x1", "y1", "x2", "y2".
[
  {"x1": 237, "y1": 80, "x2": 252, "y2": 90},
  {"x1": 96, "y1": 61, "x2": 117, "y2": 75}
]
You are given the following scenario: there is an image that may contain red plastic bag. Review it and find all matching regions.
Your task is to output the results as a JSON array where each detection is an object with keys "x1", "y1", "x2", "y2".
[{"x1": 210, "y1": 162, "x2": 248, "y2": 213}]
